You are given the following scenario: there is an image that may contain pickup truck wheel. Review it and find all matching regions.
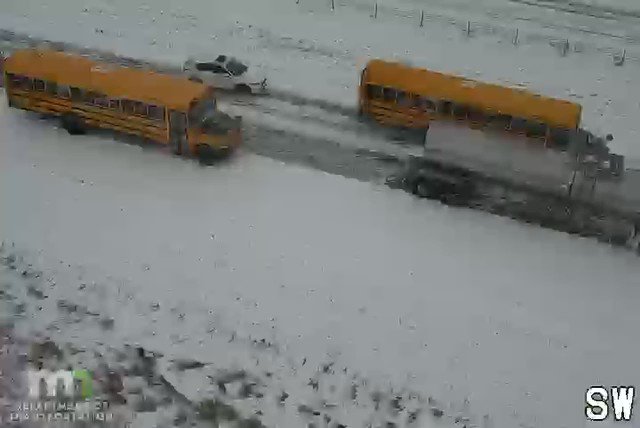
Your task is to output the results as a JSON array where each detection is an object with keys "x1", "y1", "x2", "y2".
[{"x1": 235, "y1": 84, "x2": 252, "y2": 94}]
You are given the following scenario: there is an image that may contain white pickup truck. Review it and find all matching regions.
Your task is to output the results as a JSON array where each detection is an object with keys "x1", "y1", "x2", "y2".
[{"x1": 183, "y1": 55, "x2": 267, "y2": 95}]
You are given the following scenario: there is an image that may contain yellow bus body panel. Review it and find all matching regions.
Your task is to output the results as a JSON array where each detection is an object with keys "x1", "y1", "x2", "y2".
[
  {"x1": 4, "y1": 49, "x2": 208, "y2": 112},
  {"x1": 3, "y1": 48, "x2": 241, "y2": 156}
]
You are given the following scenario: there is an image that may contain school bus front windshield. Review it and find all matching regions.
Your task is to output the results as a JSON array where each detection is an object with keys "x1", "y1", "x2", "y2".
[{"x1": 189, "y1": 96, "x2": 240, "y2": 135}]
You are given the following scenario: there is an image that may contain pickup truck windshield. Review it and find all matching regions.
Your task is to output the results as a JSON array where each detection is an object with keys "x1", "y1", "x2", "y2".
[{"x1": 226, "y1": 59, "x2": 248, "y2": 76}]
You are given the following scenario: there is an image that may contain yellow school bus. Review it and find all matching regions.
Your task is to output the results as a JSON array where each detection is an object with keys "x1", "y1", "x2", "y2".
[
  {"x1": 359, "y1": 59, "x2": 582, "y2": 147},
  {"x1": 3, "y1": 48, "x2": 242, "y2": 160}
]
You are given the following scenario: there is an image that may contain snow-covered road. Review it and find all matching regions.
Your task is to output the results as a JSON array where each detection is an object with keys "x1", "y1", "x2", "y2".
[{"x1": 2, "y1": 86, "x2": 640, "y2": 427}]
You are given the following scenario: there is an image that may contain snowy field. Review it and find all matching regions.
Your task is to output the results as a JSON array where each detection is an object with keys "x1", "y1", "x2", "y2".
[
  {"x1": 3, "y1": 89, "x2": 640, "y2": 428},
  {"x1": 0, "y1": 0, "x2": 639, "y2": 167}
]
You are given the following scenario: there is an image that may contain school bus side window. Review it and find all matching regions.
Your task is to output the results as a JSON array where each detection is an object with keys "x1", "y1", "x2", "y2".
[
  {"x1": 108, "y1": 99, "x2": 120, "y2": 110},
  {"x1": 57, "y1": 85, "x2": 71, "y2": 99},
  {"x1": 414, "y1": 97, "x2": 435, "y2": 112},
  {"x1": 121, "y1": 100, "x2": 135, "y2": 114},
  {"x1": 84, "y1": 91, "x2": 98, "y2": 104},
  {"x1": 550, "y1": 127, "x2": 570, "y2": 146},
  {"x1": 148, "y1": 105, "x2": 165, "y2": 122},
  {"x1": 367, "y1": 84, "x2": 382, "y2": 100},
  {"x1": 94, "y1": 94, "x2": 109, "y2": 107},
  {"x1": 382, "y1": 87, "x2": 396, "y2": 102},
  {"x1": 397, "y1": 91, "x2": 412, "y2": 107},
  {"x1": 33, "y1": 79, "x2": 45, "y2": 92},
  {"x1": 70, "y1": 87, "x2": 84, "y2": 102},
  {"x1": 133, "y1": 102, "x2": 148, "y2": 117},
  {"x1": 45, "y1": 81, "x2": 58, "y2": 95},
  {"x1": 8, "y1": 74, "x2": 26, "y2": 89}
]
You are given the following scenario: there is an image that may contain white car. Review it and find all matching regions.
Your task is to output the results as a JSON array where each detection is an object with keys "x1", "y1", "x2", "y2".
[{"x1": 183, "y1": 55, "x2": 267, "y2": 95}]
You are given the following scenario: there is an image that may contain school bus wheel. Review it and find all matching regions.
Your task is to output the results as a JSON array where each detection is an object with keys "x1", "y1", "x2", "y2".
[
  {"x1": 195, "y1": 145, "x2": 215, "y2": 164},
  {"x1": 171, "y1": 139, "x2": 183, "y2": 156},
  {"x1": 61, "y1": 113, "x2": 86, "y2": 135},
  {"x1": 234, "y1": 84, "x2": 252, "y2": 94}
]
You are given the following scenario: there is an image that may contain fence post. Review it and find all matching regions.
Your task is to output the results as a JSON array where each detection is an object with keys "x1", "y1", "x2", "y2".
[
  {"x1": 420, "y1": 10, "x2": 424, "y2": 27},
  {"x1": 331, "y1": 0, "x2": 335, "y2": 11},
  {"x1": 614, "y1": 49, "x2": 626, "y2": 66},
  {"x1": 513, "y1": 28, "x2": 519, "y2": 45},
  {"x1": 466, "y1": 20, "x2": 471, "y2": 37},
  {"x1": 373, "y1": 2, "x2": 377, "y2": 18},
  {"x1": 561, "y1": 39, "x2": 569, "y2": 56}
]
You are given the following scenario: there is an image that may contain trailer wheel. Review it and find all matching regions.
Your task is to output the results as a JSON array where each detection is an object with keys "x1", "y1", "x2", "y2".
[
  {"x1": 61, "y1": 114, "x2": 86, "y2": 135},
  {"x1": 412, "y1": 178, "x2": 432, "y2": 199}
]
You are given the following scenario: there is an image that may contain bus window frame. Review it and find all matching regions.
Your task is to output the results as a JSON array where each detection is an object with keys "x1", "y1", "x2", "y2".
[
  {"x1": 7, "y1": 73, "x2": 28, "y2": 90},
  {"x1": 366, "y1": 84, "x2": 383, "y2": 100},
  {"x1": 437, "y1": 100, "x2": 453, "y2": 116},
  {"x1": 148, "y1": 105, "x2": 165, "y2": 122},
  {"x1": 550, "y1": 127, "x2": 571, "y2": 146},
  {"x1": 525, "y1": 120, "x2": 547, "y2": 138},
  {"x1": 45, "y1": 81, "x2": 58, "y2": 96},
  {"x1": 133, "y1": 101, "x2": 148, "y2": 117},
  {"x1": 510, "y1": 117, "x2": 528, "y2": 133},
  {"x1": 382, "y1": 87, "x2": 396, "y2": 103},
  {"x1": 452, "y1": 103, "x2": 469, "y2": 120},
  {"x1": 69, "y1": 87, "x2": 84, "y2": 102},
  {"x1": 396, "y1": 90, "x2": 412, "y2": 108},
  {"x1": 121, "y1": 99, "x2": 136, "y2": 115},
  {"x1": 56, "y1": 84, "x2": 71, "y2": 99},
  {"x1": 411, "y1": 94, "x2": 431, "y2": 112},
  {"x1": 93, "y1": 93, "x2": 110, "y2": 108},
  {"x1": 33, "y1": 78, "x2": 46, "y2": 92}
]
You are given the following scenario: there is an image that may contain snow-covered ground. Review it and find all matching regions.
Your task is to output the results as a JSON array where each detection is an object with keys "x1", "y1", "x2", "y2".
[
  {"x1": 0, "y1": 0, "x2": 639, "y2": 167},
  {"x1": 3, "y1": 87, "x2": 640, "y2": 428}
]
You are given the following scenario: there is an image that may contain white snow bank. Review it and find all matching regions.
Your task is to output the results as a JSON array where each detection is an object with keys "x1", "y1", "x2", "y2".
[{"x1": 2, "y1": 92, "x2": 640, "y2": 428}]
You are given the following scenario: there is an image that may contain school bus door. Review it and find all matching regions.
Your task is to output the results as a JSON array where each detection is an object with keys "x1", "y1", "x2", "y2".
[
  {"x1": 358, "y1": 67, "x2": 367, "y2": 116},
  {"x1": 169, "y1": 110, "x2": 188, "y2": 155}
]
